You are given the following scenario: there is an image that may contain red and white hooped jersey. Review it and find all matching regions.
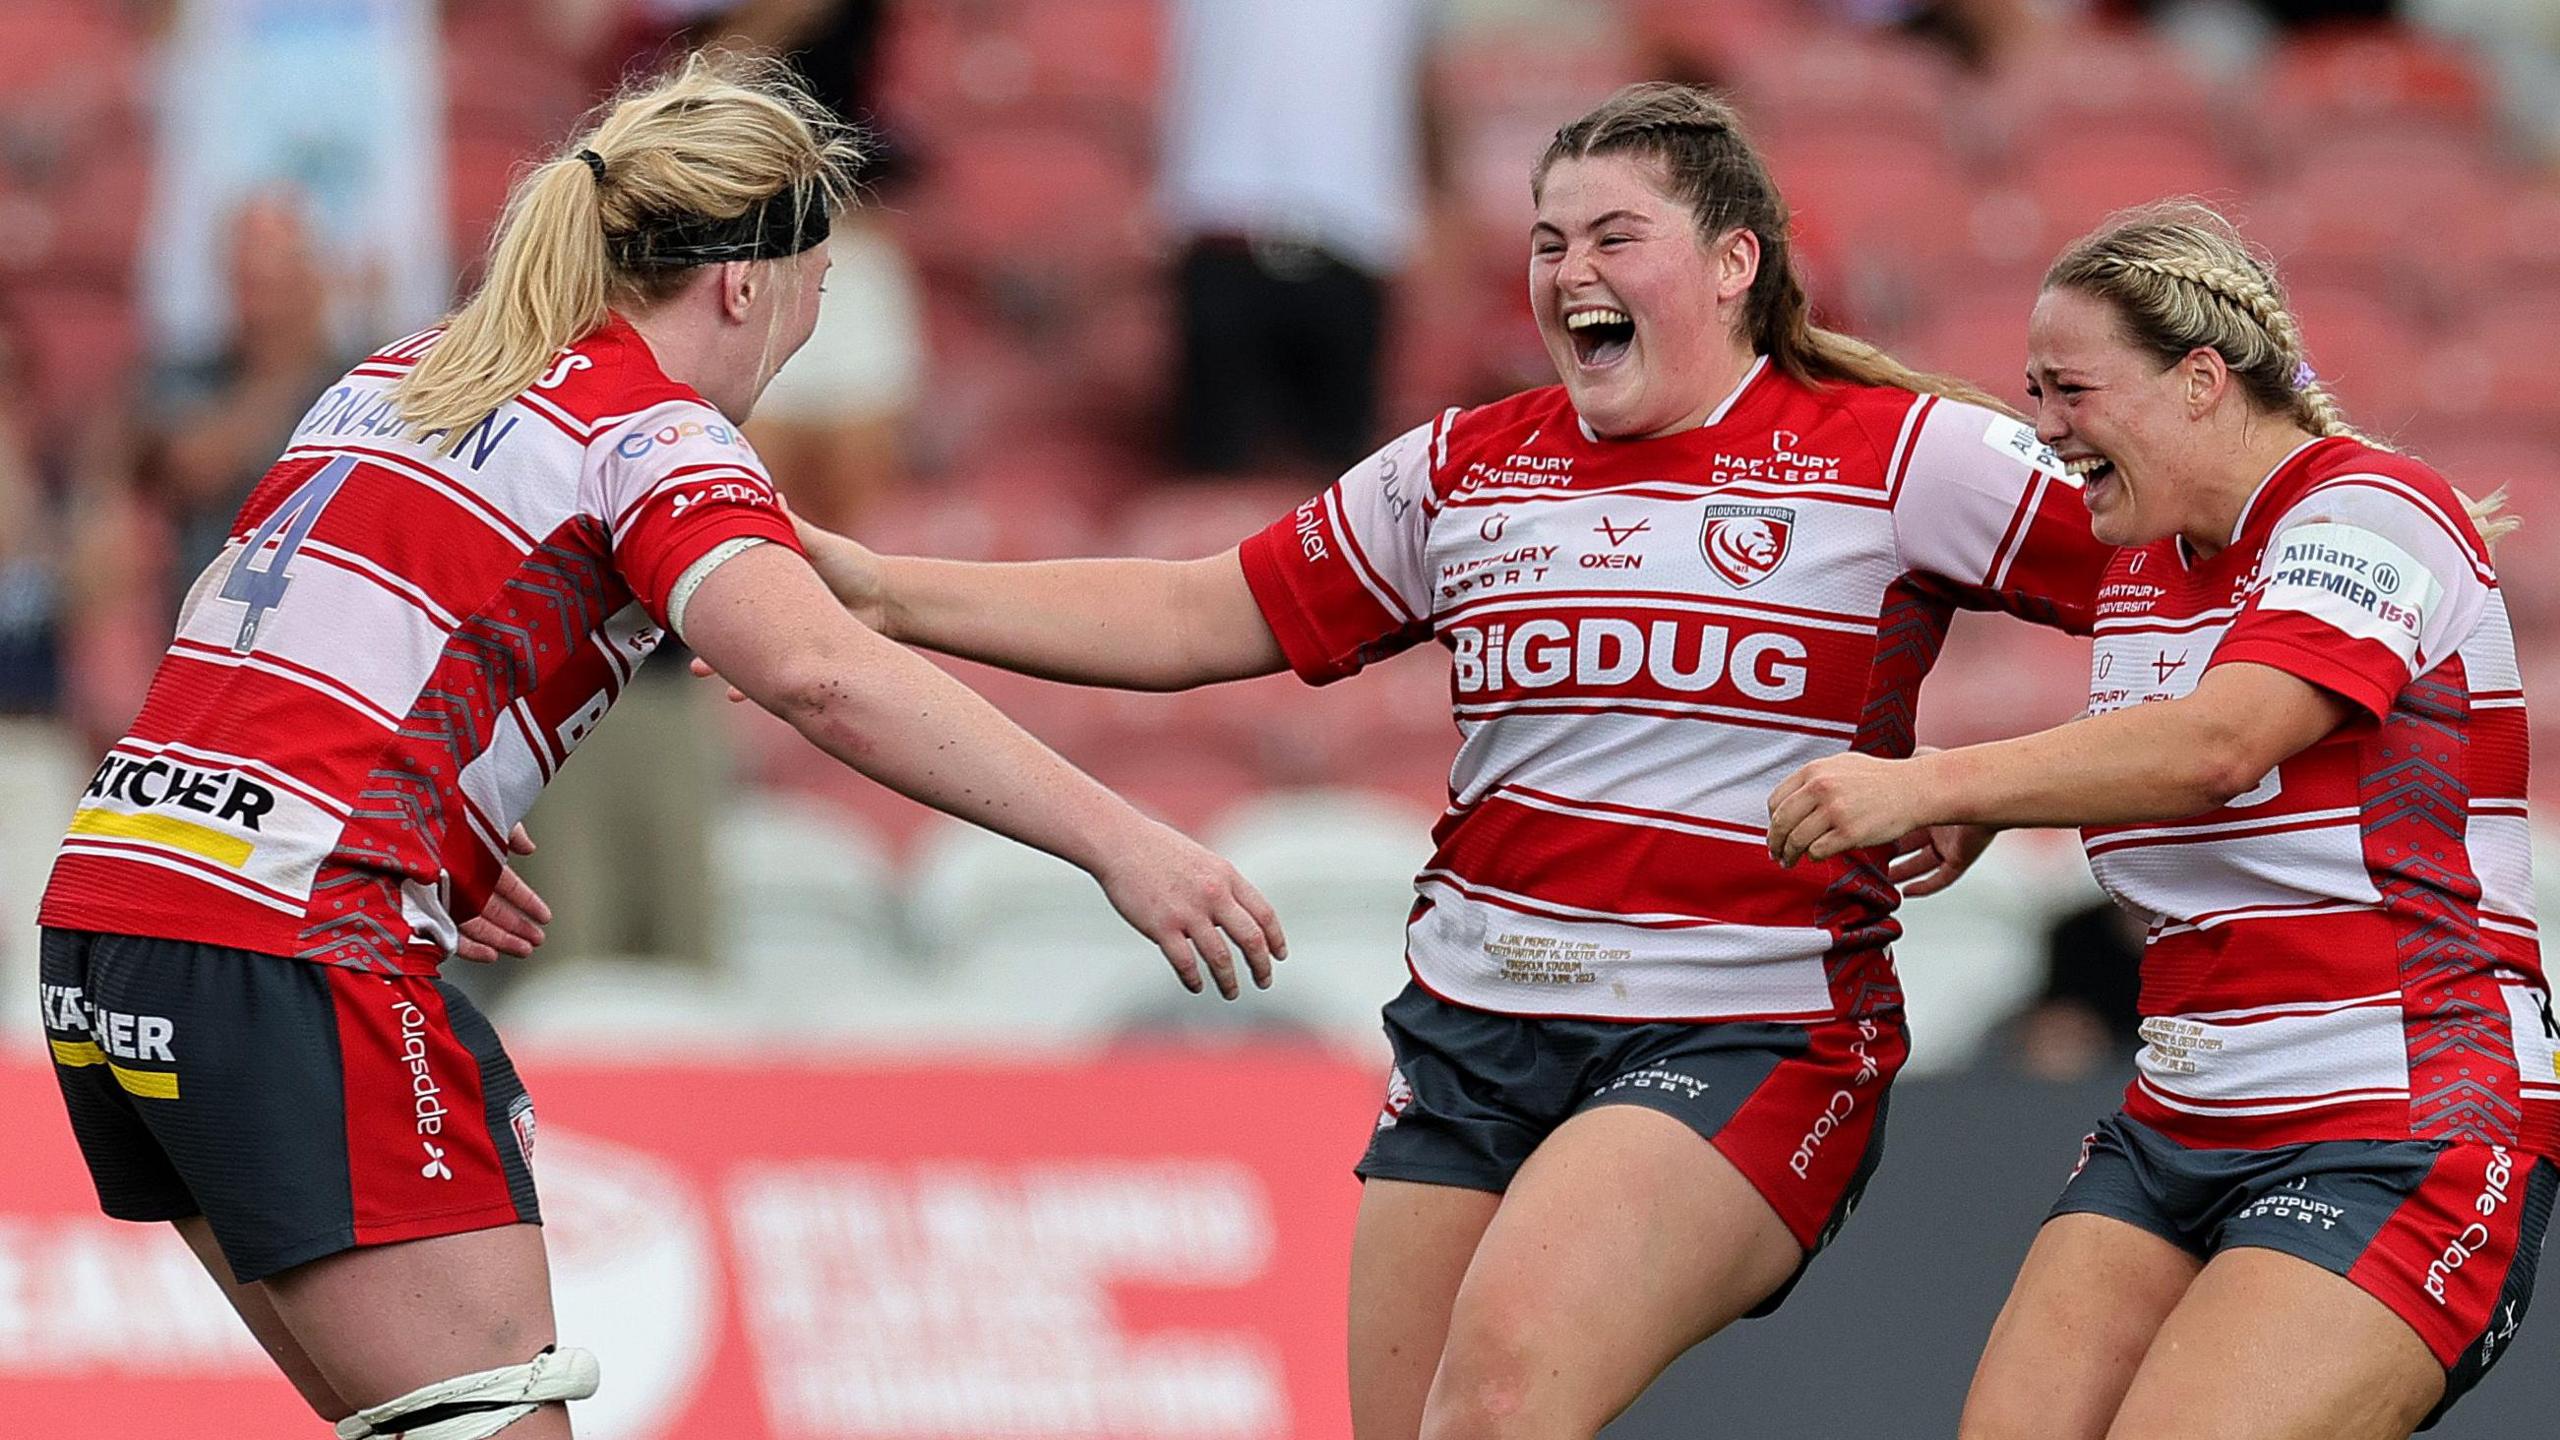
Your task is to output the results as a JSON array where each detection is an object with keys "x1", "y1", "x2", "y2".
[
  {"x1": 1239, "y1": 360, "x2": 2111, "y2": 1022},
  {"x1": 2082, "y1": 436, "x2": 2554, "y2": 1152},
  {"x1": 40, "y1": 314, "x2": 803, "y2": 974}
]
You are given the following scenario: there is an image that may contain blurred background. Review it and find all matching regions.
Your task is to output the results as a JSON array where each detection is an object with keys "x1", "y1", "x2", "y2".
[{"x1": 1, "y1": 0, "x2": 2557, "y2": 1436}]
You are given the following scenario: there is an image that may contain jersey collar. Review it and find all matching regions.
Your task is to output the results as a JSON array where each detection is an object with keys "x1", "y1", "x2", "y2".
[{"x1": 1573, "y1": 355, "x2": 1770, "y2": 443}]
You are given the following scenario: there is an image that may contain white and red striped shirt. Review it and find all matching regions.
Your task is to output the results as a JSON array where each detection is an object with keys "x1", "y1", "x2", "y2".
[
  {"x1": 1240, "y1": 361, "x2": 2110, "y2": 1022},
  {"x1": 41, "y1": 314, "x2": 803, "y2": 973},
  {"x1": 2083, "y1": 436, "x2": 2554, "y2": 1152}
]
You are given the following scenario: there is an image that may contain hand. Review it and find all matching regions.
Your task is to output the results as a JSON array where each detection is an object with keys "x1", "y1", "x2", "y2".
[
  {"x1": 1887, "y1": 822, "x2": 1995, "y2": 897},
  {"x1": 688, "y1": 653, "x2": 750, "y2": 704},
  {"x1": 793, "y1": 513, "x2": 888, "y2": 632},
  {"x1": 455, "y1": 826, "x2": 552, "y2": 963},
  {"x1": 1089, "y1": 819, "x2": 1288, "y2": 999},
  {"x1": 1767, "y1": 753, "x2": 1938, "y2": 868}
]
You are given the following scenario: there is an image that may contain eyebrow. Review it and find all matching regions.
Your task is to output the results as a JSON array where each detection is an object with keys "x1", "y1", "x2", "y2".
[{"x1": 1532, "y1": 208, "x2": 1655, "y2": 237}]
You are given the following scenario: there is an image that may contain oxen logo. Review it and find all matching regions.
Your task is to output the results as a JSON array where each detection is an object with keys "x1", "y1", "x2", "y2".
[{"x1": 1700, "y1": 504, "x2": 1795, "y2": 589}]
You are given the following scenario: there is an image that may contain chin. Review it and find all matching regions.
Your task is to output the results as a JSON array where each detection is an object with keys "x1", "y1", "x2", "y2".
[{"x1": 1565, "y1": 384, "x2": 1655, "y2": 440}]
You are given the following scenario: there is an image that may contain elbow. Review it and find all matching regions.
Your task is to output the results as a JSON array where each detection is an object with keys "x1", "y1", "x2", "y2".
[
  {"x1": 2181, "y1": 716, "x2": 2278, "y2": 811},
  {"x1": 758, "y1": 662, "x2": 878, "y2": 752}
]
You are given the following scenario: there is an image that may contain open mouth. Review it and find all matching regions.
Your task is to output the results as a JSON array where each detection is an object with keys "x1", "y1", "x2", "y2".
[
  {"x1": 1565, "y1": 307, "x2": 1635, "y2": 369},
  {"x1": 2067, "y1": 453, "x2": 2118, "y2": 496}
]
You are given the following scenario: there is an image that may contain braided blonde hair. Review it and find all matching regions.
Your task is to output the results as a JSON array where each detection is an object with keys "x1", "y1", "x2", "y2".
[{"x1": 2048, "y1": 201, "x2": 2515, "y2": 545}]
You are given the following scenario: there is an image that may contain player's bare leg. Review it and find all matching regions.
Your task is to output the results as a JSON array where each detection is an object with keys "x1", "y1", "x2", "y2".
[
  {"x1": 173, "y1": 1217, "x2": 354, "y2": 1421},
  {"x1": 1348, "y1": 1178, "x2": 1502, "y2": 1440},
  {"x1": 2104, "y1": 1247, "x2": 2441, "y2": 1440},
  {"x1": 260, "y1": 1222, "x2": 575, "y2": 1438},
  {"x1": 1416, "y1": 1106, "x2": 1804, "y2": 1440},
  {"x1": 1957, "y1": 1213, "x2": 2200, "y2": 1440}
]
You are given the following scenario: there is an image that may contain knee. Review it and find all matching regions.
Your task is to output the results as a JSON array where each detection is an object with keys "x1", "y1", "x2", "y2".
[{"x1": 1419, "y1": 1314, "x2": 1585, "y2": 1440}]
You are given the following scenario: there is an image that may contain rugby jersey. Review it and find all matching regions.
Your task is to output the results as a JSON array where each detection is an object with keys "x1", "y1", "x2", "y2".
[
  {"x1": 2083, "y1": 436, "x2": 2554, "y2": 1152},
  {"x1": 40, "y1": 315, "x2": 802, "y2": 974},
  {"x1": 1240, "y1": 359, "x2": 2111, "y2": 1022}
]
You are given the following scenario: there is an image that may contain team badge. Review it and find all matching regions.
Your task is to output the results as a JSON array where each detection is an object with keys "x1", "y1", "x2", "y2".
[
  {"x1": 508, "y1": 1094, "x2": 538, "y2": 1171},
  {"x1": 1377, "y1": 1065, "x2": 1415, "y2": 1131},
  {"x1": 1700, "y1": 504, "x2": 1795, "y2": 588}
]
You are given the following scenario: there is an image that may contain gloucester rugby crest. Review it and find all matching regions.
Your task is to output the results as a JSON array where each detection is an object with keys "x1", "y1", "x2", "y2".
[{"x1": 1700, "y1": 503, "x2": 1795, "y2": 588}]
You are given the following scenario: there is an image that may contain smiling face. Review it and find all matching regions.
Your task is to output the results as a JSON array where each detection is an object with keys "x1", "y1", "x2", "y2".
[
  {"x1": 1530, "y1": 154, "x2": 1755, "y2": 440},
  {"x1": 2025, "y1": 285, "x2": 2214, "y2": 548}
]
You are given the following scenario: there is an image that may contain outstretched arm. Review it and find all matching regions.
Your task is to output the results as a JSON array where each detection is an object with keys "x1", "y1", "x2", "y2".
[
  {"x1": 1768, "y1": 662, "x2": 2353, "y2": 865},
  {"x1": 683, "y1": 542, "x2": 1286, "y2": 995},
  {"x1": 804, "y1": 520, "x2": 1286, "y2": 691}
]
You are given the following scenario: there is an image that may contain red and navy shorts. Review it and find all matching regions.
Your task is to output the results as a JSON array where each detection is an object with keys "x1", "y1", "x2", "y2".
[
  {"x1": 2053, "y1": 1111, "x2": 2556, "y2": 1428},
  {"x1": 39, "y1": 928, "x2": 540, "y2": 1284},
  {"x1": 1359, "y1": 980, "x2": 1908, "y2": 1316}
]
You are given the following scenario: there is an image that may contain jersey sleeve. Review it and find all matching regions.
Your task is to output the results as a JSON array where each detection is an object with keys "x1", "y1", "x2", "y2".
[
  {"x1": 2209, "y1": 482, "x2": 2489, "y2": 719},
  {"x1": 1891, "y1": 399, "x2": 2111, "y2": 634},
  {"x1": 1236, "y1": 418, "x2": 1440, "y2": 685},
  {"x1": 590, "y1": 401, "x2": 806, "y2": 628}
]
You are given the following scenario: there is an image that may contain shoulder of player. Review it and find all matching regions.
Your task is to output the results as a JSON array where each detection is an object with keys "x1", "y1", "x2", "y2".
[
  {"x1": 1828, "y1": 383, "x2": 2063, "y2": 496},
  {"x1": 585, "y1": 396, "x2": 759, "y2": 474},
  {"x1": 1437, "y1": 386, "x2": 1572, "y2": 459},
  {"x1": 1428, "y1": 386, "x2": 1577, "y2": 495},
  {"x1": 2261, "y1": 438, "x2": 2478, "y2": 548}
]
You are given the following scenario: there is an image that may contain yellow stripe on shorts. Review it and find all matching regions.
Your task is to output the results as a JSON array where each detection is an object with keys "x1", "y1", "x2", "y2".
[
  {"x1": 49, "y1": 1038, "x2": 105, "y2": 1067},
  {"x1": 110, "y1": 1064, "x2": 180, "y2": 1100},
  {"x1": 68, "y1": 809, "x2": 255, "y2": 869}
]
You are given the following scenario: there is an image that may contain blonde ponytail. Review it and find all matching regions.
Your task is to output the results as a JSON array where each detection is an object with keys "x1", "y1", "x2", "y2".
[{"x1": 393, "y1": 50, "x2": 861, "y2": 447}]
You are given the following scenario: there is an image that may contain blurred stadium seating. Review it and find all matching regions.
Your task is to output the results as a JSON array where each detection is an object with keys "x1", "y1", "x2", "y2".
[{"x1": 6, "y1": 3, "x2": 2560, "y2": 1437}]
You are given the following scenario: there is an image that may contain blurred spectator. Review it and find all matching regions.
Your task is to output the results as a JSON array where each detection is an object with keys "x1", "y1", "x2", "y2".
[
  {"x1": 141, "y1": 0, "x2": 449, "y2": 365},
  {"x1": 142, "y1": 191, "x2": 352, "y2": 588},
  {"x1": 0, "y1": 315, "x2": 148, "y2": 1041},
  {"x1": 1159, "y1": 0, "x2": 1433, "y2": 478},
  {"x1": 2014, "y1": 898, "x2": 2148, "y2": 1082},
  {"x1": 1837, "y1": 0, "x2": 2058, "y2": 71}
]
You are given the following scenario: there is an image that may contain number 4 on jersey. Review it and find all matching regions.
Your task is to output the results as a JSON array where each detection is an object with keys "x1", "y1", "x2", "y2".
[{"x1": 222, "y1": 455, "x2": 353, "y2": 653}]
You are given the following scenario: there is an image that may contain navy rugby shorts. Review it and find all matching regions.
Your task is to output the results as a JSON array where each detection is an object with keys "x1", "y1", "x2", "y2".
[
  {"x1": 1359, "y1": 979, "x2": 1906, "y2": 1316},
  {"x1": 40, "y1": 928, "x2": 540, "y2": 1283},
  {"x1": 2053, "y1": 1111, "x2": 2555, "y2": 1427}
]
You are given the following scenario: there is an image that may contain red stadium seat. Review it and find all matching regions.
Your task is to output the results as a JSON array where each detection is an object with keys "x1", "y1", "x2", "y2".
[
  {"x1": 880, "y1": 0, "x2": 1161, "y2": 143},
  {"x1": 1107, "y1": 480, "x2": 1315, "y2": 560},
  {"x1": 1899, "y1": 269, "x2": 2049, "y2": 403},
  {"x1": 1763, "y1": 128, "x2": 1978, "y2": 278},
  {"x1": 1435, "y1": 24, "x2": 1642, "y2": 255},
  {"x1": 1625, "y1": 0, "x2": 1812, "y2": 82},
  {"x1": 2419, "y1": 316, "x2": 2560, "y2": 444},
  {"x1": 2253, "y1": 132, "x2": 2503, "y2": 305},
  {"x1": 2009, "y1": 131, "x2": 2245, "y2": 250},
  {"x1": 2259, "y1": 27, "x2": 2491, "y2": 156},
  {"x1": 445, "y1": 129, "x2": 533, "y2": 278},
  {"x1": 1962, "y1": 28, "x2": 2220, "y2": 168},
  {"x1": 1728, "y1": 31, "x2": 1956, "y2": 143},
  {"x1": 0, "y1": 0, "x2": 142, "y2": 110},
  {"x1": 899, "y1": 120, "x2": 1154, "y2": 285},
  {"x1": 2282, "y1": 285, "x2": 2430, "y2": 432}
]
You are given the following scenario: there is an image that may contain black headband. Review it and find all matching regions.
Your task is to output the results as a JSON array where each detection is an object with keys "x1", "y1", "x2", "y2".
[{"x1": 606, "y1": 178, "x2": 832, "y2": 269}]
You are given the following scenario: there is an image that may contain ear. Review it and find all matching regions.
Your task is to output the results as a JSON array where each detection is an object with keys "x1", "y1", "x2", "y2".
[
  {"x1": 2179, "y1": 345, "x2": 2232, "y2": 416},
  {"x1": 717, "y1": 261, "x2": 758, "y2": 324},
  {"x1": 1714, "y1": 227, "x2": 1761, "y2": 307}
]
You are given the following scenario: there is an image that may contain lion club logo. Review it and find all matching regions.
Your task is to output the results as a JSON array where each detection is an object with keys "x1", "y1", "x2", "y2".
[{"x1": 1700, "y1": 503, "x2": 1795, "y2": 588}]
